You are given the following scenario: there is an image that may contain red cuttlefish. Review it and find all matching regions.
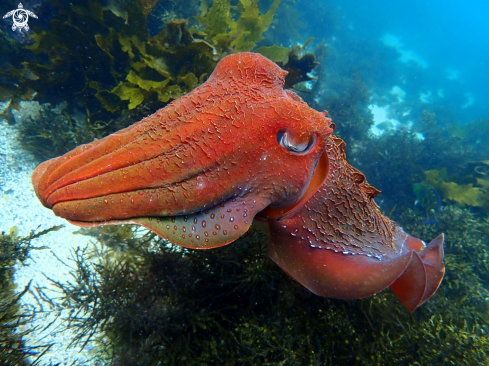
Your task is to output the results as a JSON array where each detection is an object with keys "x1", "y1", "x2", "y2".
[{"x1": 32, "y1": 52, "x2": 444, "y2": 312}]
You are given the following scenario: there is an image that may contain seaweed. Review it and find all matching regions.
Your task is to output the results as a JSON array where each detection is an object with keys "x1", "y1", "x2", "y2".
[
  {"x1": 412, "y1": 110, "x2": 478, "y2": 171},
  {"x1": 259, "y1": 0, "x2": 307, "y2": 47},
  {"x1": 349, "y1": 109, "x2": 483, "y2": 217},
  {"x1": 306, "y1": 35, "x2": 402, "y2": 157},
  {"x1": 0, "y1": 225, "x2": 61, "y2": 365},
  {"x1": 256, "y1": 37, "x2": 319, "y2": 89},
  {"x1": 352, "y1": 110, "x2": 489, "y2": 215},
  {"x1": 22, "y1": 0, "x2": 213, "y2": 113},
  {"x1": 6, "y1": 0, "x2": 288, "y2": 161},
  {"x1": 351, "y1": 128, "x2": 425, "y2": 217},
  {"x1": 421, "y1": 168, "x2": 489, "y2": 210},
  {"x1": 196, "y1": 0, "x2": 281, "y2": 53},
  {"x1": 38, "y1": 204, "x2": 489, "y2": 365},
  {"x1": 3, "y1": 1, "x2": 211, "y2": 159},
  {"x1": 454, "y1": 117, "x2": 489, "y2": 158},
  {"x1": 17, "y1": 101, "x2": 98, "y2": 161},
  {"x1": 318, "y1": 73, "x2": 373, "y2": 153},
  {"x1": 7, "y1": 2, "x2": 488, "y2": 364}
]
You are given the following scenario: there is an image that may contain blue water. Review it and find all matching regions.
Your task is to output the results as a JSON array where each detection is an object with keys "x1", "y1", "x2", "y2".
[{"x1": 296, "y1": 0, "x2": 489, "y2": 123}]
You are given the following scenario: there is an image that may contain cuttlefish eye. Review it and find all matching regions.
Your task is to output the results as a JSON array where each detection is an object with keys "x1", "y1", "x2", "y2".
[{"x1": 277, "y1": 129, "x2": 316, "y2": 154}]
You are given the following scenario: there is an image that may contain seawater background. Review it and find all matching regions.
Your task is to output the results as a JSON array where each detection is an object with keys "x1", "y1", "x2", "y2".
[
  {"x1": 0, "y1": 0, "x2": 488, "y2": 364},
  {"x1": 296, "y1": 0, "x2": 489, "y2": 124}
]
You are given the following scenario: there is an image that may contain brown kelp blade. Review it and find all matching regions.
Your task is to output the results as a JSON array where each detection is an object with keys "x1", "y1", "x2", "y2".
[{"x1": 390, "y1": 234, "x2": 445, "y2": 312}]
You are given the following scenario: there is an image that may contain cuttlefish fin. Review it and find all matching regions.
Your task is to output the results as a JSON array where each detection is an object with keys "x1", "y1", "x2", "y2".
[{"x1": 390, "y1": 234, "x2": 445, "y2": 312}]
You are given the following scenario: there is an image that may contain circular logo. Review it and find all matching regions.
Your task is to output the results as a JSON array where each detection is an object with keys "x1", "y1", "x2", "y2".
[{"x1": 3, "y1": 3, "x2": 38, "y2": 32}]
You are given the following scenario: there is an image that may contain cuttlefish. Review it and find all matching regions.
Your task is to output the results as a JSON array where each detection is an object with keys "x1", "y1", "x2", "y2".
[{"x1": 32, "y1": 52, "x2": 444, "y2": 312}]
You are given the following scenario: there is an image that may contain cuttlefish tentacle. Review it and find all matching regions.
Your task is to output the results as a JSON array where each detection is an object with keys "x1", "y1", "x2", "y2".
[{"x1": 266, "y1": 135, "x2": 445, "y2": 312}]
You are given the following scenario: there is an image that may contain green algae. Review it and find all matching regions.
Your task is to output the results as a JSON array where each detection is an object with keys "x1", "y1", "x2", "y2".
[
  {"x1": 6, "y1": 0, "x2": 289, "y2": 161},
  {"x1": 196, "y1": 0, "x2": 281, "y2": 53},
  {"x1": 423, "y1": 169, "x2": 489, "y2": 209},
  {"x1": 256, "y1": 38, "x2": 319, "y2": 89}
]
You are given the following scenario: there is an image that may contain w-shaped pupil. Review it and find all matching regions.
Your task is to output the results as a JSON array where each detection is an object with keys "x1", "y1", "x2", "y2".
[{"x1": 277, "y1": 130, "x2": 315, "y2": 154}]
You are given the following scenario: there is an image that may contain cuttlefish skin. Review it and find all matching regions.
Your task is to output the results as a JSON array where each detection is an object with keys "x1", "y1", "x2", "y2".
[
  {"x1": 32, "y1": 52, "x2": 333, "y2": 248},
  {"x1": 266, "y1": 136, "x2": 445, "y2": 312},
  {"x1": 32, "y1": 52, "x2": 445, "y2": 311}
]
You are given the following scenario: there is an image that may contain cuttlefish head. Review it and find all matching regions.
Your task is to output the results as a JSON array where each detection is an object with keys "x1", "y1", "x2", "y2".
[{"x1": 32, "y1": 52, "x2": 333, "y2": 248}]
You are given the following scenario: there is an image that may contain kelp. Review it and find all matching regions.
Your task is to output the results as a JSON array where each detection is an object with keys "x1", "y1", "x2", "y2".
[
  {"x1": 88, "y1": 20, "x2": 215, "y2": 112},
  {"x1": 13, "y1": 0, "x2": 283, "y2": 114},
  {"x1": 0, "y1": 225, "x2": 61, "y2": 365},
  {"x1": 22, "y1": 1, "x2": 214, "y2": 114},
  {"x1": 196, "y1": 0, "x2": 281, "y2": 53},
  {"x1": 422, "y1": 168, "x2": 489, "y2": 209},
  {"x1": 255, "y1": 43, "x2": 291, "y2": 64},
  {"x1": 5, "y1": 0, "x2": 180, "y2": 157},
  {"x1": 349, "y1": 108, "x2": 484, "y2": 217},
  {"x1": 256, "y1": 37, "x2": 319, "y2": 89},
  {"x1": 37, "y1": 204, "x2": 489, "y2": 365},
  {"x1": 6, "y1": 0, "x2": 289, "y2": 160},
  {"x1": 139, "y1": 0, "x2": 163, "y2": 18}
]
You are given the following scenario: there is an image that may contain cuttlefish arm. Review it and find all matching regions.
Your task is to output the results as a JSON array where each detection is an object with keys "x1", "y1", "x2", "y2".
[
  {"x1": 32, "y1": 52, "x2": 333, "y2": 248},
  {"x1": 263, "y1": 135, "x2": 445, "y2": 312}
]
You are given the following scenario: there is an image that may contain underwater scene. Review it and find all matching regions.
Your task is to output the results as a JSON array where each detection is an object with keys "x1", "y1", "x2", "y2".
[{"x1": 1, "y1": 0, "x2": 488, "y2": 365}]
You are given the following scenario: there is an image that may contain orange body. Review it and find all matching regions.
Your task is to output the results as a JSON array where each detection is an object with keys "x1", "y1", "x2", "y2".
[{"x1": 32, "y1": 53, "x2": 444, "y2": 311}]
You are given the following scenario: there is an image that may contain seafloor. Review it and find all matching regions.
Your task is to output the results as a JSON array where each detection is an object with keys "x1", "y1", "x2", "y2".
[{"x1": 1, "y1": 101, "x2": 97, "y2": 365}]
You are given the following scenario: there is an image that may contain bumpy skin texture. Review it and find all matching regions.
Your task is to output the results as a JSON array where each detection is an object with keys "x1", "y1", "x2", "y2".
[
  {"x1": 32, "y1": 53, "x2": 444, "y2": 311},
  {"x1": 267, "y1": 136, "x2": 445, "y2": 311},
  {"x1": 32, "y1": 52, "x2": 333, "y2": 248}
]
